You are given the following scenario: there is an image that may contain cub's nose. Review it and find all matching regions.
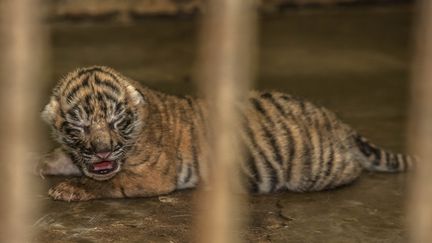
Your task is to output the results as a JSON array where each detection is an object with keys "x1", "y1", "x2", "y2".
[{"x1": 95, "y1": 151, "x2": 112, "y2": 159}]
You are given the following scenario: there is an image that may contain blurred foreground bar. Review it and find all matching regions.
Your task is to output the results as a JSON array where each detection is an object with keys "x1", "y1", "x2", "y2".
[
  {"x1": 0, "y1": 0, "x2": 46, "y2": 242},
  {"x1": 408, "y1": 0, "x2": 432, "y2": 242},
  {"x1": 194, "y1": 0, "x2": 257, "y2": 242}
]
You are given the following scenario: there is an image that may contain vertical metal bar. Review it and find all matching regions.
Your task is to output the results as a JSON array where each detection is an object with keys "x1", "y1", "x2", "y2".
[
  {"x1": 195, "y1": 0, "x2": 257, "y2": 242},
  {"x1": 408, "y1": 0, "x2": 432, "y2": 242},
  {"x1": 0, "y1": 0, "x2": 46, "y2": 242}
]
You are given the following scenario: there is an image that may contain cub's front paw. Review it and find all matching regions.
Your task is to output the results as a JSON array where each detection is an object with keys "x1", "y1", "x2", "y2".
[
  {"x1": 49, "y1": 180, "x2": 95, "y2": 202},
  {"x1": 36, "y1": 148, "x2": 82, "y2": 177}
]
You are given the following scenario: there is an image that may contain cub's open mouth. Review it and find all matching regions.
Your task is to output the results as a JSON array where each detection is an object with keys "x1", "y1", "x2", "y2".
[{"x1": 88, "y1": 161, "x2": 118, "y2": 175}]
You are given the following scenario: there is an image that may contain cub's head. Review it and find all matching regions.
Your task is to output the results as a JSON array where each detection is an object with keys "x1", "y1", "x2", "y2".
[{"x1": 42, "y1": 66, "x2": 145, "y2": 180}]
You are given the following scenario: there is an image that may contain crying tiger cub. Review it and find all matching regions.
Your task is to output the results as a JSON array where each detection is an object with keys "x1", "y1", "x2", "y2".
[{"x1": 39, "y1": 66, "x2": 413, "y2": 201}]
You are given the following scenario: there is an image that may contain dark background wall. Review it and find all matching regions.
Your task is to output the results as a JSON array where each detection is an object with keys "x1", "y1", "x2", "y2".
[{"x1": 46, "y1": 0, "x2": 413, "y2": 21}]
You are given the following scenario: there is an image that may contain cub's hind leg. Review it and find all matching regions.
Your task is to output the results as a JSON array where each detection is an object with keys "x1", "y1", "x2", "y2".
[
  {"x1": 286, "y1": 143, "x2": 364, "y2": 192},
  {"x1": 36, "y1": 148, "x2": 82, "y2": 177},
  {"x1": 312, "y1": 150, "x2": 364, "y2": 191}
]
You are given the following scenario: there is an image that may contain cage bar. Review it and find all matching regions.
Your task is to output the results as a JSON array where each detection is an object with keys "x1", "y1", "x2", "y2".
[
  {"x1": 194, "y1": 0, "x2": 257, "y2": 242},
  {"x1": 408, "y1": 0, "x2": 432, "y2": 242},
  {"x1": 0, "y1": 0, "x2": 46, "y2": 242}
]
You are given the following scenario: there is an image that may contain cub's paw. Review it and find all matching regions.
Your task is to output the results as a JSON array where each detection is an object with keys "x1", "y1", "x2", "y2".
[
  {"x1": 36, "y1": 148, "x2": 82, "y2": 178},
  {"x1": 49, "y1": 181, "x2": 95, "y2": 202}
]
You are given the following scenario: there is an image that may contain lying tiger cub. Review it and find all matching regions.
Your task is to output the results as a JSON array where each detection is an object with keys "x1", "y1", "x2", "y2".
[{"x1": 39, "y1": 66, "x2": 412, "y2": 201}]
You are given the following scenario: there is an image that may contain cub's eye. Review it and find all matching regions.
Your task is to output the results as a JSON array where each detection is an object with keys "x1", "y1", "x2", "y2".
[
  {"x1": 109, "y1": 117, "x2": 123, "y2": 130},
  {"x1": 81, "y1": 125, "x2": 90, "y2": 133},
  {"x1": 109, "y1": 107, "x2": 126, "y2": 129},
  {"x1": 117, "y1": 118, "x2": 132, "y2": 130},
  {"x1": 108, "y1": 121, "x2": 116, "y2": 130},
  {"x1": 63, "y1": 127, "x2": 80, "y2": 138},
  {"x1": 63, "y1": 122, "x2": 89, "y2": 135},
  {"x1": 109, "y1": 109, "x2": 134, "y2": 133}
]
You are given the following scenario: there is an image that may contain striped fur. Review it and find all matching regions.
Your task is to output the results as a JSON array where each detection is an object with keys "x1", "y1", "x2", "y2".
[{"x1": 40, "y1": 66, "x2": 412, "y2": 201}]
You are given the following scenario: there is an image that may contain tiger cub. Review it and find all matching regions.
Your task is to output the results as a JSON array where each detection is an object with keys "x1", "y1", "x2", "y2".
[{"x1": 39, "y1": 66, "x2": 412, "y2": 201}]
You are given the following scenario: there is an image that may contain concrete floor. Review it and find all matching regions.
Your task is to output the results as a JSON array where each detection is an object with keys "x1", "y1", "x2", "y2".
[{"x1": 34, "y1": 4, "x2": 413, "y2": 243}]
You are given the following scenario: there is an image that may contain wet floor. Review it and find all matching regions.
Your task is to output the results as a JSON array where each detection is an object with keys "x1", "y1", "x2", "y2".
[{"x1": 35, "y1": 4, "x2": 414, "y2": 243}]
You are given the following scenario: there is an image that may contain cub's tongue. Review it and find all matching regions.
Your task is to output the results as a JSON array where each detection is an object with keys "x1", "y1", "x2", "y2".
[{"x1": 92, "y1": 161, "x2": 113, "y2": 171}]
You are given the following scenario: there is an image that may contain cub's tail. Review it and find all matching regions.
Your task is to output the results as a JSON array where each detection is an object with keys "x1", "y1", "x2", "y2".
[{"x1": 354, "y1": 134, "x2": 414, "y2": 172}]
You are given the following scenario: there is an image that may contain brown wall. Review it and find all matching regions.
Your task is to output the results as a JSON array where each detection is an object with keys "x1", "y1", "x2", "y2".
[{"x1": 46, "y1": 0, "x2": 411, "y2": 21}]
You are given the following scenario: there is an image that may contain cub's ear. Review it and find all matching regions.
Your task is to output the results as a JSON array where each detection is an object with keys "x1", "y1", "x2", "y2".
[
  {"x1": 41, "y1": 97, "x2": 59, "y2": 125},
  {"x1": 126, "y1": 85, "x2": 145, "y2": 105}
]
